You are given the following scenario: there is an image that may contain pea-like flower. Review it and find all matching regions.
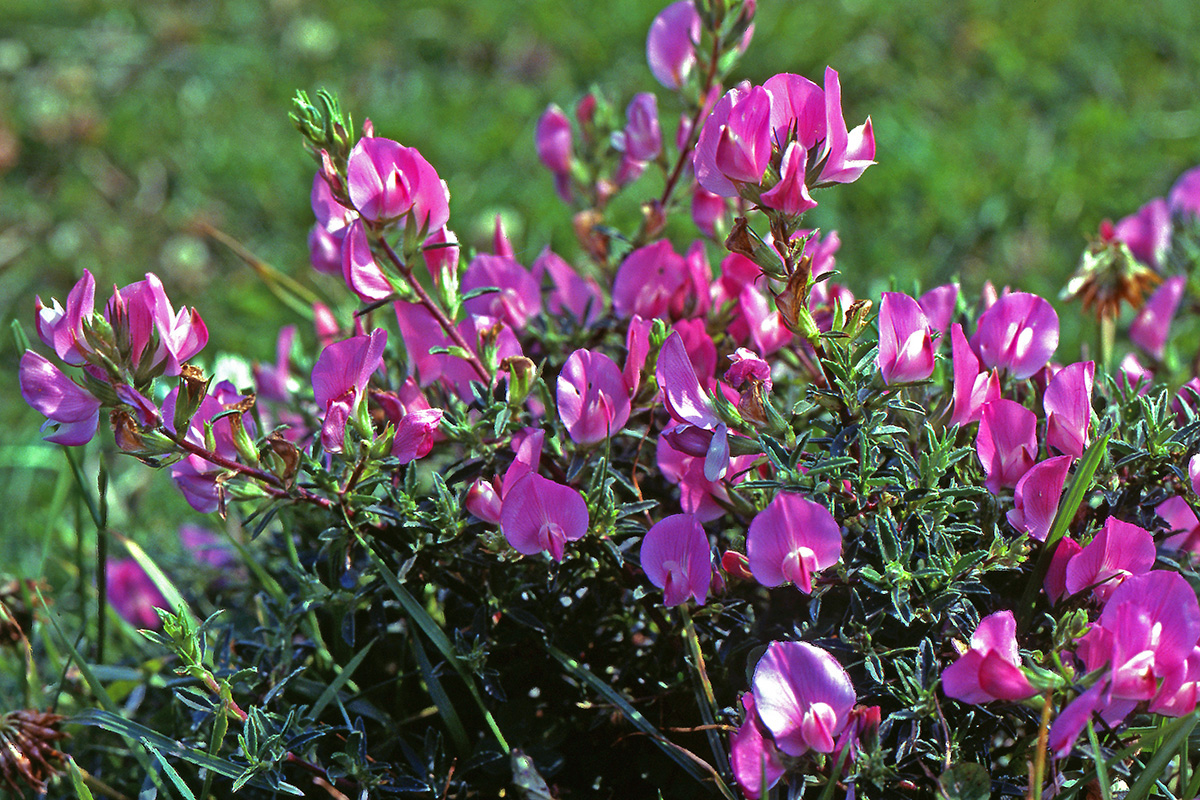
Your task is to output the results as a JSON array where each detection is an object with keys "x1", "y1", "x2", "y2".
[
  {"x1": 639, "y1": 514, "x2": 712, "y2": 607},
  {"x1": 746, "y1": 493, "x2": 842, "y2": 593},
  {"x1": 941, "y1": 610, "x2": 1036, "y2": 704}
]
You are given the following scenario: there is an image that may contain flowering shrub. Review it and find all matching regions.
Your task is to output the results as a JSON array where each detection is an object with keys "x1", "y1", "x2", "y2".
[{"x1": 11, "y1": 0, "x2": 1200, "y2": 797}]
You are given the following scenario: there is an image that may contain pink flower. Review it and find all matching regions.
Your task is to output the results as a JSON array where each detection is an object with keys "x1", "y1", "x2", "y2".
[
  {"x1": 752, "y1": 641, "x2": 857, "y2": 756},
  {"x1": 500, "y1": 473, "x2": 589, "y2": 562},
  {"x1": 877, "y1": 292, "x2": 934, "y2": 385},
  {"x1": 341, "y1": 219, "x2": 394, "y2": 303},
  {"x1": 621, "y1": 93, "x2": 662, "y2": 163},
  {"x1": 656, "y1": 331, "x2": 729, "y2": 481},
  {"x1": 639, "y1": 514, "x2": 712, "y2": 606},
  {"x1": 19, "y1": 350, "x2": 101, "y2": 446},
  {"x1": 422, "y1": 227, "x2": 460, "y2": 286},
  {"x1": 1130, "y1": 275, "x2": 1185, "y2": 360},
  {"x1": 345, "y1": 136, "x2": 449, "y2": 232},
  {"x1": 392, "y1": 408, "x2": 443, "y2": 464},
  {"x1": 254, "y1": 325, "x2": 297, "y2": 404},
  {"x1": 941, "y1": 610, "x2": 1036, "y2": 704},
  {"x1": 746, "y1": 493, "x2": 842, "y2": 593},
  {"x1": 1007, "y1": 456, "x2": 1073, "y2": 542},
  {"x1": 729, "y1": 693, "x2": 786, "y2": 799},
  {"x1": 1043, "y1": 361, "x2": 1094, "y2": 459},
  {"x1": 1156, "y1": 496, "x2": 1200, "y2": 553},
  {"x1": 107, "y1": 558, "x2": 168, "y2": 630},
  {"x1": 699, "y1": 84, "x2": 774, "y2": 194},
  {"x1": 612, "y1": 240, "x2": 686, "y2": 319},
  {"x1": 971, "y1": 292, "x2": 1059, "y2": 380},
  {"x1": 1064, "y1": 518, "x2": 1155, "y2": 603},
  {"x1": 180, "y1": 524, "x2": 236, "y2": 570},
  {"x1": 1044, "y1": 537, "x2": 1082, "y2": 604},
  {"x1": 35, "y1": 269, "x2": 95, "y2": 365},
  {"x1": 975, "y1": 399, "x2": 1038, "y2": 493},
  {"x1": 656, "y1": 431, "x2": 752, "y2": 522},
  {"x1": 465, "y1": 477, "x2": 503, "y2": 524},
  {"x1": 918, "y1": 283, "x2": 959, "y2": 347},
  {"x1": 725, "y1": 348, "x2": 772, "y2": 392},
  {"x1": 1113, "y1": 197, "x2": 1172, "y2": 269},
  {"x1": 557, "y1": 349, "x2": 631, "y2": 444},
  {"x1": 948, "y1": 323, "x2": 999, "y2": 428},
  {"x1": 308, "y1": 172, "x2": 355, "y2": 275},
  {"x1": 461, "y1": 253, "x2": 542, "y2": 329},
  {"x1": 691, "y1": 184, "x2": 728, "y2": 237},
  {"x1": 106, "y1": 273, "x2": 208, "y2": 378},
  {"x1": 1191, "y1": 454, "x2": 1200, "y2": 496},
  {"x1": 759, "y1": 141, "x2": 817, "y2": 215},
  {"x1": 813, "y1": 67, "x2": 876, "y2": 185},
  {"x1": 535, "y1": 247, "x2": 604, "y2": 325},
  {"x1": 164, "y1": 381, "x2": 256, "y2": 513},
  {"x1": 646, "y1": 0, "x2": 701, "y2": 90},
  {"x1": 1169, "y1": 165, "x2": 1200, "y2": 220},
  {"x1": 535, "y1": 104, "x2": 573, "y2": 175},
  {"x1": 1119, "y1": 351, "x2": 1152, "y2": 395},
  {"x1": 311, "y1": 329, "x2": 387, "y2": 453}
]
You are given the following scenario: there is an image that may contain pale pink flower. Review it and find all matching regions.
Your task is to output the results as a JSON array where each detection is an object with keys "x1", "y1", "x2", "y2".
[
  {"x1": 557, "y1": 349, "x2": 631, "y2": 444},
  {"x1": 970, "y1": 292, "x2": 1059, "y2": 380},
  {"x1": 746, "y1": 493, "x2": 842, "y2": 593},
  {"x1": 752, "y1": 641, "x2": 857, "y2": 756},
  {"x1": 500, "y1": 473, "x2": 589, "y2": 561},
  {"x1": 639, "y1": 514, "x2": 713, "y2": 606},
  {"x1": 941, "y1": 610, "x2": 1036, "y2": 704},
  {"x1": 1044, "y1": 361, "x2": 1094, "y2": 459}
]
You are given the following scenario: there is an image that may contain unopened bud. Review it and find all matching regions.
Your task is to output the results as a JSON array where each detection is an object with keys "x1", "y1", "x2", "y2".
[
  {"x1": 501, "y1": 356, "x2": 538, "y2": 407},
  {"x1": 720, "y1": 550, "x2": 754, "y2": 581},
  {"x1": 264, "y1": 433, "x2": 300, "y2": 487},
  {"x1": 174, "y1": 365, "x2": 210, "y2": 433}
]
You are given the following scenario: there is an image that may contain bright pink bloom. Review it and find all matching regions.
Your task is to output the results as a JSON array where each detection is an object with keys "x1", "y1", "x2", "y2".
[
  {"x1": 948, "y1": 323, "x2": 1000, "y2": 428},
  {"x1": 345, "y1": 136, "x2": 450, "y2": 231},
  {"x1": 941, "y1": 610, "x2": 1036, "y2": 704},
  {"x1": 612, "y1": 240, "x2": 685, "y2": 319},
  {"x1": 535, "y1": 247, "x2": 604, "y2": 325},
  {"x1": 691, "y1": 184, "x2": 728, "y2": 237},
  {"x1": 1064, "y1": 518, "x2": 1155, "y2": 603},
  {"x1": 35, "y1": 269, "x2": 95, "y2": 365},
  {"x1": 747, "y1": 493, "x2": 842, "y2": 593},
  {"x1": 1114, "y1": 197, "x2": 1172, "y2": 269},
  {"x1": 1151, "y1": 646, "x2": 1200, "y2": 718},
  {"x1": 313, "y1": 302, "x2": 340, "y2": 349},
  {"x1": 814, "y1": 67, "x2": 876, "y2": 185},
  {"x1": 1156, "y1": 496, "x2": 1200, "y2": 553},
  {"x1": 646, "y1": 0, "x2": 701, "y2": 89},
  {"x1": 1130, "y1": 275, "x2": 1185, "y2": 359},
  {"x1": 465, "y1": 477, "x2": 503, "y2": 524},
  {"x1": 918, "y1": 283, "x2": 959, "y2": 347},
  {"x1": 656, "y1": 431, "x2": 755, "y2": 522},
  {"x1": 19, "y1": 350, "x2": 101, "y2": 446},
  {"x1": 675, "y1": 241, "x2": 713, "y2": 320},
  {"x1": 975, "y1": 399, "x2": 1038, "y2": 493},
  {"x1": 1119, "y1": 351, "x2": 1152, "y2": 395},
  {"x1": 725, "y1": 348, "x2": 772, "y2": 392},
  {"x1": 392, "y1": 408, "x2": 443, "y2": 464},
  {"x1": 1191, "y1": 454, "x2": 1200, "y2": 496},
  {"x1": 640, "y1": 514, "x2": 712, "y2": 606},
  {"x1": 461, "y1": 253, "x2": 542, "y2": 329},
  {"x1": 877, "y1": 292, "x2": 935, "y2": 385},
  {"x1": 1044, "y1": 537, "x2": 1082, "y2": 604},
  {"x1": 106, "y1": 273, "x2": 208, "y2": 378},
  {"x1": 341, "y1": 219, "x2": 393, "y2": 303},
  {"x1": 657, "y1": 331, "x2": 728, "y2": 481},
  {"x1": 500, "y1": 473, "x2": 589, "y2": 562},
  {"x1": 710, "y1": 85, "x2": 774, "y2": 190},
  {"x1": 729, "y1": 693, "x2": 786, "y2": 800},
  {"x1": 759, "y1": 142, "x2": 817, "y2": 215},
  {"x1": 394, "y1": 303, "x2": 520, "y2": 398},
  {"x1": 1044, "y1": 361, "x2": 1094, "y2": 459},
  {"x1": 673, "y1": 317, "x2": 718, "y2": 388},
  {"x1": 311, "y1": 329, "x2": 387, "y2": 453},
  {"x1": 557, "y1": 349, "x2": 631, "y2": 444},
  {"x1": 107, "y1": 558, "x2": 168, "y2": 629},
  {"x1": 623, "y1": 315, "x2": 653, "y2": 396},
  {"x1": 971, "y1": 292, "x2": 1059, "y2": 380},
  {"x1": 308, "y1": 172, "x2": 355, "y2": 275},
  {"x1": 1169, "y1": 165, "x2": 1200, "y2": 220},
  {"x1": 622, "y1": 93, "x2": 662, "y2": 163},
  {"x1": 1007, "y1": 456, "x2": 1072, "y2": 542},
  {"x1": 752, "y1": 641, "x2": 857, "y2": 757},
  {"x1": 422, "y1": 227, "x2": 460, "y2": 286},
  {"x1": 535, "y1": 104, "x2": 573, "y2": 175}
]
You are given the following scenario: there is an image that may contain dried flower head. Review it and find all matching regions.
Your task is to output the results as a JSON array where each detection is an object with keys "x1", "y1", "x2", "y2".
[
  {"x1": 0, "y1": 710, "x2": 67, "y2": 797},
  {"x1": 1061, "y1": 224, "x2": 1161, "y2": 321}
]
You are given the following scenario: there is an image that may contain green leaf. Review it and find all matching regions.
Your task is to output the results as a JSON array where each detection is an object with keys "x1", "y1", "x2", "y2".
[
  {"x1": 142, "y1": 740, "x2": 198, "y2": 800},
  {"x1": 308, "y1": 640, "x2": 375, "y2": 721},
  {"x1": 66, "y1": 756, "x2": 96, "y2": 800}
]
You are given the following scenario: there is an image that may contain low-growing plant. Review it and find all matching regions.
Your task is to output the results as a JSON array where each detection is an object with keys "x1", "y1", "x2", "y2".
[{"x1": 10, "y1": 1, "x2": 1200, "y2": 798}]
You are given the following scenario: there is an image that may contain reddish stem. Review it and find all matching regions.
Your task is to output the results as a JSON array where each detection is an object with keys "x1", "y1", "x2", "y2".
[
  {"x1": 657, "y1": 24, "x2": 724, "y2": 213},
  {"x1": 165, "y1": 430, "x2": 332, "y2": 508}
]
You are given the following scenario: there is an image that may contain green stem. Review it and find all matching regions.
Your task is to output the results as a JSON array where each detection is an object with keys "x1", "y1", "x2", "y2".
[{"x1": 680, "y1": 606, "x2": 728, "y2": 779}]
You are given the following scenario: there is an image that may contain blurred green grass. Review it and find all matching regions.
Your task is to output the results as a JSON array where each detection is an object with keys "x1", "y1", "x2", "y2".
[{"x1": 1, "y1": 0, "x2": 1198, "y2": 572}]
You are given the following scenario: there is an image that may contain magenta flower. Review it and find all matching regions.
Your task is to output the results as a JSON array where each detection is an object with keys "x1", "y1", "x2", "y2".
[
  {"x1": 107, "y1": 558, "x2": 168, "y2": 630},
  {"x1": 1191, "y1": 454, "x2": 1200, "y2": 496},
  {"x1": 1044, "y1": 360, "x2": 1094, "y2": 459},
  {"x1": 392, "y1": 408, "x2": 443, "y2": 464},
  {"x1": 1007, "y1": 455, "x2": 1072, "y2": 542},
  {"x1": 1130, "y1": 275, "x2": 1185, "y2": 360},
  {"x1": 948, "y1": 323, "x2": 999, "y2": 428},
  {"x1": 465, "y1": 477, "x2": 503, "y2": 524},
  {"x1": 691, "y1": 184, "x2": 728, "y2": 237},
  {"x1": 639, "y1": 514, "x2": 713, "y2": 607},
  {"x1": 877, "y1": 292, "x2": 935, "y2": 385},
  {"x1": 752, "y1": 641, "x2": 856, "y2": 756},
  {"x1": 612, "y1": 239, "x2": 686, "y2": 319},
  {"x1": 308, "y1": 172, "x2": 355, "y2": 275},
  {"x1": 656, "y1": 431, "x2": 752, "y2": 522},
  {"x1": 534, "y1": 247, "x2": 604, "y2": 326},
  {"x1": 1063, "y1": 518, "x2": 1155, "y2": 603},
  {"x1": 725, "y1": 348, "x2": 772, "y2": 392},
  {"x1": 657, "y1": 331, "x2": 729, "y2": 481},
  {"x1": 180, "y1": 524, "x2": 236, "y2": 570},
  {"x1": 105, "y1": 273, "x2": 209, "y2": 378},
  {"x1": 462, "y1": 253, "x2": 542, "y2": 329},
  {"x1": 341, "y1": 219, "x2": 394, "y2": 303},
  {"x1": 622, "y1": 93, "x2": 662, "y2": 163},
  {"x1": 941, "y1": 611, "x2": 1036, "y2": 704},
  {"x1": 696, "y1": 83, "x2": 773, "y2": 196},
  {"x1": 746, "y1": 493, "x2": 842, "y2": 593},
  {"x1": 970, "y1": 292, "x2": 1059, "y2": 380},
  {"x1": 500, "y1": 473, "x2": 589, "y2": 562},
  {"x1": 311, "y1": 329, "x2": 387, "y2": 453},
  {"x1": 815, "y1": 67, "x2": 876, "y2": 185},
  {"x1": 422, "y1": 226, "x2": 460, "y2": 286},
  {"x1": 535, "y1": 104, "x2": 573, "y2": 176},
  {"x1": 729, "y1": 693, "x2": 786, "y2": 800},
  {"x1": 1169, "y1": 165, "x2": 1200, "y2": 219},
  {"x1": 1114, "y1": 197, "x2": 1172, "y2": 269},
  {"x1": 1156, "y1": 496, "x2": 1200, "y2": 553},
  {"x1": 19, "y1": 350, "x2": 101, "y2": 446},
  {"x1": 557, "y1": 349, "x2": 631, "y2": 445},
  {"x1": 345, "y1": 136, "x2": 449, "y2": 232},
  {"x1": 918, "y1": 283, "x2": 959, "y2": 346},
  {"x1": 975, "y1": 399, "x2": 1038, "y2": 493},
  {"x1": 759, "y1": 141, "x2": 817, "y2": 216},
  {"x1": 35, "y1": 269, "x2": 95, "y2": 365},
  {"x1": 646, "y1": 0, "x2": 701, "y2": 90},
  {"x1": 1044, "y1": 537, "x2": 1081, "y2": 604},
  {"x1": 164, "y1": 381, "x2": 256, "y2": 513}
]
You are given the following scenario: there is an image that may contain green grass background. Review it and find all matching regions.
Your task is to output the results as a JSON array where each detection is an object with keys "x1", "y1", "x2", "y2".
[{"x1": 1, "y1": 0, "x2": 1198, "y2": 574}]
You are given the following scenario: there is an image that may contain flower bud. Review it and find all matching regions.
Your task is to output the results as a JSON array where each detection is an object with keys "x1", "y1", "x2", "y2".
[{"x1": 502, "y1": 355, "x2": 538, "y2": 407}]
